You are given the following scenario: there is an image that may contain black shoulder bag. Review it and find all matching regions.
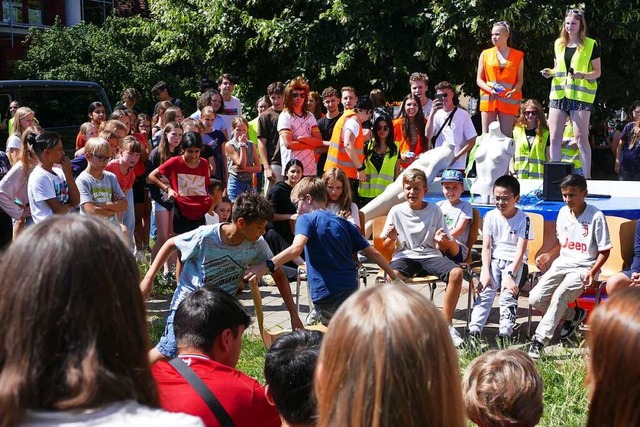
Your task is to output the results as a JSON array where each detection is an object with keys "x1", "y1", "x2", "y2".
[
  {"x1": 430, "y1": 107, "x2": 457, "y2": 147},
  {"x1": 169, "y1": 357, "x2": 236, "y2": 427}
]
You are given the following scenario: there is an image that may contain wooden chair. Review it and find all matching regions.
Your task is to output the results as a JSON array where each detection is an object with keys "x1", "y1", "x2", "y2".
[
  {"x1": 576, "y1": 216, "x2": 637, "y2": 312},
  {"x1": 249, "y1": 278, "x2": 326, "y2": 348},
  {"x1": 524, "y1": 213, "x2": 546, "y2": 338}
]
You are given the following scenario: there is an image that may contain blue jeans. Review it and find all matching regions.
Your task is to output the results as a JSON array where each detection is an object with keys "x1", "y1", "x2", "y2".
[
  {"x1": 227, "y1": 176, "x2": 254, "y2": 202},
  {"x1": 156, "y1": 309, "x2": 178, "y2": 357}
]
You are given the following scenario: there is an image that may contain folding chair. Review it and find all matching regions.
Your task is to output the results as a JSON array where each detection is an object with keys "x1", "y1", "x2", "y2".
[{"x1": 249, "y1": 278, "x2": 326, "y2": 349}]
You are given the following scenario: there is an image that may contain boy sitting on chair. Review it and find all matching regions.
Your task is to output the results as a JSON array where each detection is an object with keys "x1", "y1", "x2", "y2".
[
  {"x1": 436, "y1": 169, "x2": 473, "y2": 262},
  {"x1": 245, "y1": 177, "x2": 401, "y2": 326},
  {"x1": 467, "y1": 175, "x2": 532, "y2": 347},
  {"x1": 382, "y1": 168, "x2": 464, "y2": 347},
  {"x1": 528, "y1": 174, "x2": 610, "y2": 359}
]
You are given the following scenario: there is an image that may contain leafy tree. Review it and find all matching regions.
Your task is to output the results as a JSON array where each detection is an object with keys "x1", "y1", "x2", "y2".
[{"x1": 14, "y1": 0, "x2": 640, "y2": 118}]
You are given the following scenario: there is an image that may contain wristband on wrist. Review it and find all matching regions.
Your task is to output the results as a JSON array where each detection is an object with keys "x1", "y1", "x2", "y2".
[{"x1": 357, "y1": 164, "x2": 366, "y2": 171}]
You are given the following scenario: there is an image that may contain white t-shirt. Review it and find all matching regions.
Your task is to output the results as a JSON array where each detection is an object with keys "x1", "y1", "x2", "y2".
[
  {"x1": 277, "y1": 111, "x2": 318, "y2": 175},
  {"x1": 205, "y1": 211, "x2": 219, "y2": 225},
  {"x1": 20, "y1": 400, "x2": 204, "y2": 426},
  {"x1": 6, "y1": 134, "x2": 20, "y2": 151},
  {"x1": 327, "y1": 201, "x2": 360, "y2": 228},
  {"x1": 220, "y1": 95, "x2": 243, "y2": 135},
  {"x1": 76, "y1": 170, "x2": 126, "y2": 228},
  {"x1": 422, "y1": 98, "x2": 433, "y2": 118},
  {"x1": 483, "y1": 208, "x2": 533, "y2": 262},
  {"x1": 384, "y1": 202, "x2": 450, "y2": 260},
  {"x1": 341, "y1": 116, "x2": 360, "y2": 143},
  {"x1": 432, "y1": 107, "x2": 478, "y2": 170},
  {"x1": 437, "y1": 199, "x2": 472, "y2": 257},
  {"x1": 554, "y1": 204, "x2": 611, "y2": 270},
  {"x1": 27, "y1": 165, "x2": 70, "y2": 224}
]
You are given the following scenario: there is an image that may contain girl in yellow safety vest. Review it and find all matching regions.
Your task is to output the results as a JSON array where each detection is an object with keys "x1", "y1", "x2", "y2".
[{"x1": 541, "y1": 9, "x2": 601, "y2": 180}]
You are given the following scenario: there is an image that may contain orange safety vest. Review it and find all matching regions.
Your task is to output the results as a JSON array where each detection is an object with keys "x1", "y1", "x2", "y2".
[
  {"x1": 393, "y1": 117, "x2": 426, "y2": 169},
  {"x1": 324, "y1": 110, "x2": 364, "y2": 179},
  {"x1": 479, "y1": 46, "x2": 524, "y2": 115}
]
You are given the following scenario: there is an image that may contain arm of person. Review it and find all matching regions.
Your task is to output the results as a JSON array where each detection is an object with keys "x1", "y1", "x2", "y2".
[
  {"x1": 453, "y1": 136, "x2": 476, "y2": 162},
  {"x1": 343, "y1": 124, "x2": 366, "y2": 180},
  {"x1": 280, "y1": 130, "x2": 313, "y2": 151},
  {"x1": 257, "y1": 137, "x2": 273, "y2": 180},
  {"x1": 148, "y1": 167, "x2": 177, "y2": 200},
  {"x1": 504, "y1": 238, "x2": 528, "y2": 296},
  {"x1": 479, "y1": 234, "x2": 493, "y2": 288},
  {"x1": 535, "y1": 241, "x2": 561, "y2": 269},
  {"x1": 434, "y1": 228, "x2": 454, "y2": 252},
  {"x1": 361, "y1": 245, "x2": 402, "y2": 282},
  {"x1": 476, "y1": 51, "x2": 495, "y2": 93},
  {"x1": 244, "y1": 234, "x2": 308, "y2": 280},
  {"x1": 272, "y1": 267, "x2": 304, "y2": 330},
  {"x1": 297, "y1": 127, "x2": 323, "y2": 148},
  {"x1": 575, "y1": 57, "x2": 601, "y2": 80},
  {"x1": 425, "y1": 102, "x2": 443, "y2": 140},
  {"x1": 615, "y1": 133, "x2": 624, "y2": 173},
  {"x1": 238, "y1": 146, "x2": 262, "y2": 174},
  {"x1": 140, "y1": 237, "x2": 179, "y2": 298},
  {"x1": 585, "y1": 249, "x2": 610, "y2": 289},
  {"x1": 225, "y1": 140, "x2": 246, "y2": 168},
  {"x1": 449, "y1": 217, "x2": 470, "y2": 240},
  {"x1": 273, "y1": 212, "x2": 297, "y2": 222},
  {"x1": 82, "y1": 200, "x2": 124, "y2": 217}
]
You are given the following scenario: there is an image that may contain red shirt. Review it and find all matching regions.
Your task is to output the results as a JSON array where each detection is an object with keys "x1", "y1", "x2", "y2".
[
  {"x1": 152, "y1": 355, "x2": 280, "y2": 427},
  {"x1": 132, "y1": 133, "x2": 149, "y2": 177},
  {"x1": 158, "y1": 156, "x2": 212, "y2": 220},
  {"x1": 105, "y1": 159, "x2": 135, "y2": 192}
]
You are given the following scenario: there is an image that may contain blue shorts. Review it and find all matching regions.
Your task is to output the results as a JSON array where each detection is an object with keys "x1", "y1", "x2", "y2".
[{"x1": 155, "y1": 309, "x2": 178, "y2": 358}]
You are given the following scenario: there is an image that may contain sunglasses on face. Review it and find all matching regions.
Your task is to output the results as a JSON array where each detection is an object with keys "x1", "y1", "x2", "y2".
[
  {"x1": 291, "y1": 92, "x2": 306, "y2": 99},
  {"x1": 377, "y1": 125, "x2": 389, "y2": 131},
  {"x1": 524, "y1": 111, "x2": 538, "y2": 116}
]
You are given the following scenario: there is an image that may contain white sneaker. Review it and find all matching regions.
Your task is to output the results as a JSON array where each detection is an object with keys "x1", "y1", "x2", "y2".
[{"x1": 449, "y1": 326, "x2": 463, "y2": 348}]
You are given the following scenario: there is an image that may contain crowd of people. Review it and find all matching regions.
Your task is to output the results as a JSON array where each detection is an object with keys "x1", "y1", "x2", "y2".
[{"x1": 1, "y1": 7, "x2": 640, "y2": 426}]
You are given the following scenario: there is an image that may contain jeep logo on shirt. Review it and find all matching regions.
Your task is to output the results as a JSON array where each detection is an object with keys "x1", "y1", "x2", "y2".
[{"x1": 561, "y1": 237, "x2": 587, "y2": 253}]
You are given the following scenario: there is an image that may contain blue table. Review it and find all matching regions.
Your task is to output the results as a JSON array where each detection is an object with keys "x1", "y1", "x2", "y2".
[{"x1": 424, "y1": 195, "x2": 640, "y2": 221}]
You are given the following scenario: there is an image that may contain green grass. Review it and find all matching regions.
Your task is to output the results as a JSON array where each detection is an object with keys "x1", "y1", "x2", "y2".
[{"x1": 459, "y1": 346, "x2": 588, "y2": 426}]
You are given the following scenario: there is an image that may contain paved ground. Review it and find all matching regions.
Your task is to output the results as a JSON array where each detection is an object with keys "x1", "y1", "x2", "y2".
[{"x1": 145, "y1": 261, "x2": 587, "y2": 354}]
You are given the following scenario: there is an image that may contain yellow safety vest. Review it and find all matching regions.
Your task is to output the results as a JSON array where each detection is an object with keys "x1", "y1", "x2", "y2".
[
  {"x1": 513, "y1": 126, "x2": 547, "y2": 179},
  {"x1": 358, "y1": 141, "x2": 399, "y2": 198},
  {"x1": 550, "y1": 37, "x2": 598, "y2": 103},
  {"x1": 561, "y1": 121, "x2": 581, "y2": 169}
]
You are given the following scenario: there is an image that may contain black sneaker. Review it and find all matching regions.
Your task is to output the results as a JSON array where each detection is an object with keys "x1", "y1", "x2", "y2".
[
  {"x1": 528, "y1": 339, "x2": 544, "y2": 360},
  {"x1": 560, "y1": 307, "x2": 588, "y2": 340},
  {"x1": 496, "y1": 333, "x2": 512, "y2": 348}
]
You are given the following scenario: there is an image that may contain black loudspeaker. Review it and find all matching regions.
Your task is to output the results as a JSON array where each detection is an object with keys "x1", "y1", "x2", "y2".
[{"x1": 543, "y1": 162, "x2": 574, "y2": 201}]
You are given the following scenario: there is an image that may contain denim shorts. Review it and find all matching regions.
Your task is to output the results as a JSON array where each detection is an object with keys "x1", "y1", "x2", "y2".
[{"x1": 155, "y1": 309, "x2": 178, "y2": 358}]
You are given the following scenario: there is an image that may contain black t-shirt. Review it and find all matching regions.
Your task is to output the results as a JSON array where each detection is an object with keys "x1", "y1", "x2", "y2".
[
  {"x1": 524, "y1": 127, "x2": 550, "y2": 149},
  {"x1": 146, "y1": 147, "x2": 181, "y2": 209},
  {"x1": 267, "y1": 180, "x2": 295, "y2": 244},
  {"x1": 317, "y1": 113, "x2": 343, "y2": 141},
  {"x1": 563, "y1": 42, "x2": 600, "y2": 72},
  {"x1": 257, "y1": 108, "x2": 282, "y2": 165}
]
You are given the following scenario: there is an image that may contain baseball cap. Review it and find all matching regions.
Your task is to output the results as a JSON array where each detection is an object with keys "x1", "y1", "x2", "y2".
[{"x1": 440, "y1": 169, "x2": 464, "y2": 183}]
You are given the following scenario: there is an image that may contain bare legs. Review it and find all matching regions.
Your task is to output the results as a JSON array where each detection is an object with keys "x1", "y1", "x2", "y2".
[
  {"x1": 481, "y1": 111, "x2": 515, "y2": 137},
  {"x1": 151, "y1": 208, "x2": 176, "y2": 275},
  {"x1": 548, "y1": 107, "x2": 592, "y2": 179}
]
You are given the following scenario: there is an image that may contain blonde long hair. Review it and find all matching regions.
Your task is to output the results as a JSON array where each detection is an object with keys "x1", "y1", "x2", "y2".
[
  {"x1": 559, "y1": 9, "x2": 587, "y2": 48},
  {"x1": 322, "y1": 167, "x2": 353, "y2": 220},
  {"x1": 315, "y1": 285, "x2": 466, "y2": 427},
  {"x1": 515, "y1": 99, "x2": 549, "y2": 137}
]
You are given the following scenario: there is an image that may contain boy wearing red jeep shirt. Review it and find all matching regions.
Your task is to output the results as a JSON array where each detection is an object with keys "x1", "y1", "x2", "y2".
[{"x1": 528, "y1": 174, "x2": 610, "y2": 359}]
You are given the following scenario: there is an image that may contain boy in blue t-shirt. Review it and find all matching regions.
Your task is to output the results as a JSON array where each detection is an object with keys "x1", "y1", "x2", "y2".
[
  {"x1": 141, "y1": 192, "x2": 303, "y2": 363},
  {"x1": 245, "y1": 177, "x2": 402, "y2": 325}
]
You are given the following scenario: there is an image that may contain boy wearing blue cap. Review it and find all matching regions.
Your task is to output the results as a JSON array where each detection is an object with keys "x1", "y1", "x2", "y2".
[{"x1": 437, "y1": 169, "x2": 472, "y2": 262}]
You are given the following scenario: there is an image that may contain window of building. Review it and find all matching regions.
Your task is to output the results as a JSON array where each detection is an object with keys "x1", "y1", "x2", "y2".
[{"x1": 82, "y1": 0, "x2": 113, "y2": 25}]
